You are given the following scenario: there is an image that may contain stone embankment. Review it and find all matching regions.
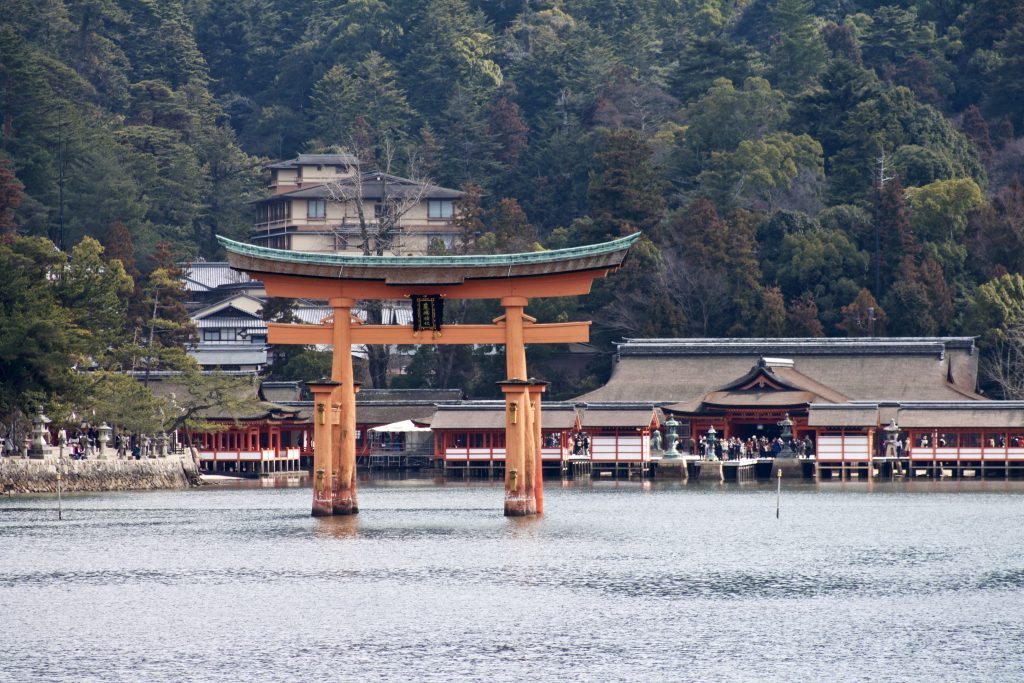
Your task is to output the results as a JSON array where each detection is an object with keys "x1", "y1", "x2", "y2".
[{"x1": 0, "y1": 453, "x2": 201, "y2": 493}]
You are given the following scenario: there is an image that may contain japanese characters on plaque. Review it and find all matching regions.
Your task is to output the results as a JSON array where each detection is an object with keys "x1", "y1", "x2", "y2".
[{"x1": 411, "y1": 294, "x2": 444, "y2": 332}]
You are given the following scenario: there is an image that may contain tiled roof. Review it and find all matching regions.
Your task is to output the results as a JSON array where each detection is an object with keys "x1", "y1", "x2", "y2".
[
  {"x1": 266, "y1": 154, "x2": 360, "y2": 169},
  {"x1": 218, "y1": 232, "x2": 641, "y2": 287},
  {"x1": 263, "y1": 174, "x2": 464, "y2": 202},
  {"x1": 290, "y1": 305, "x2": 413, "y2": 326},
  {"x1": 182, "y1": 262, "x2": 254, "y2": 291},
  {"x1": 194, "y1": 318, "x2": 266, "y2": 330}
]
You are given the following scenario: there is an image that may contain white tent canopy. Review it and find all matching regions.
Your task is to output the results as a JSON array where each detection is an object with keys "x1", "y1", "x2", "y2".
[{"x1": 368, "y1": 419, "x2": 431, "y2": 433}]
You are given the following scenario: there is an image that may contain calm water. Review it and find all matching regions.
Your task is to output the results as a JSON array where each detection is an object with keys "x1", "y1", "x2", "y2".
[{"x1": 1, "y1": 477, "x2": 1023, "y2": 682}]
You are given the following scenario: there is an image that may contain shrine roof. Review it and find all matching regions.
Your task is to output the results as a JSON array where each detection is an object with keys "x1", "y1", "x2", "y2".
[
  {"x1": 430, "y1": 402, "x2": 579, "y2": 430},
  {"x1": 216, "y1": 233, "x2": 641, "y2": 285}
]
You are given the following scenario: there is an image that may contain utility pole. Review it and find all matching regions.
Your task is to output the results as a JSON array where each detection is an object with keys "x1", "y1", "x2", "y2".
[
  {"x1": 56, "y1": 106, "x2": 67, "y2": 251},
  {"x1": 873, "y1": 151, "x2": 893, "y2": 300}
]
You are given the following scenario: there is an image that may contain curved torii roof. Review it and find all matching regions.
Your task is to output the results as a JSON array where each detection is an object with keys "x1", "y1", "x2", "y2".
[{"x1": 216, "y1": 233, "x2": 640, "y2": 288}]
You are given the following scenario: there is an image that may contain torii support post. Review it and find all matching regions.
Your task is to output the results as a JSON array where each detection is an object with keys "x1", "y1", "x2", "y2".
[
  {"x1": 501, "y1": 296, "x2": 539, "y2": 517},
  {"x1": 330, "y1": 297, "x2": 359, "y2": 516},
  {"x1": 529, "y1": 381, "x2": 548, "y2": 515},
  {"x1": 306, "y1": 379, "x2": 340, "y2": 517}
]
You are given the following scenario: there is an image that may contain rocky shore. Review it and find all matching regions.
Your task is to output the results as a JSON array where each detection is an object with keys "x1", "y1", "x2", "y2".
[{"x1": 0, "y1": 454, "x2": 201, "y2": 494}]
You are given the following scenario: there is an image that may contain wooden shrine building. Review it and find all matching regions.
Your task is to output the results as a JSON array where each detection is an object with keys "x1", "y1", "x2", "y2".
[{"x1": 577, "y1": 337, "x2": 989, "y2": 470}]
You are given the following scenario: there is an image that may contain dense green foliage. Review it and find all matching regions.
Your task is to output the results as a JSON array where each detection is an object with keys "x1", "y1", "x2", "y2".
[{"x1": 3, "y1": 1, "x2": 1024, "y2": 397}]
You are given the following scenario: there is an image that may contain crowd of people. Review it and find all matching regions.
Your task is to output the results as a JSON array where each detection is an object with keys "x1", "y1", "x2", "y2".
[
  {"x1": 696, "y1": 434, "x2": 815, "y2": 460},
  {"x1": 1, "y1": 425, "x2": 171, "y2": 460}
]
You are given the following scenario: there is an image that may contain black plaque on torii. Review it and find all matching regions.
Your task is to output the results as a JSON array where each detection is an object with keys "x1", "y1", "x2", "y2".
[{"x1": 411, "y1": 294, "x2": 444, "y2": 332}]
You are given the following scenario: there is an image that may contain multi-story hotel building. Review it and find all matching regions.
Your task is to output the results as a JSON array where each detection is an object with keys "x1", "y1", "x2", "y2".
[{"x1": 251, "y1": 153, "x2": 464, "y2": 254}]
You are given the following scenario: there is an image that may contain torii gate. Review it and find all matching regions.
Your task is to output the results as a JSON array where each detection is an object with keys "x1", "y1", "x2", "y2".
[{"x1": 218, "y1": 233, "x2": 639, "y2": 517}]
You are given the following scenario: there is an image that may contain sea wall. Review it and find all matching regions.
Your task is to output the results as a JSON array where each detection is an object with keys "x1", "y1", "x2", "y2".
[{"x1": 0, "y1": 454, "x2": 200, "y2": 493}]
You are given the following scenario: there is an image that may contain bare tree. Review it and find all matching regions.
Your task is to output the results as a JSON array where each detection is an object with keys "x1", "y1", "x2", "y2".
[
  {"x1": 324, "y1": 139, "x2": 434, "y2": 256},
  {"x1": 982, "y1": 324, "x2": 1024, "y2": 399},
  {"x1": 660, "y1": 250, "x2": 732, "y2": 337},
  {"x1": 322, "y1": 139, "x2": 436, "y2": 388}
]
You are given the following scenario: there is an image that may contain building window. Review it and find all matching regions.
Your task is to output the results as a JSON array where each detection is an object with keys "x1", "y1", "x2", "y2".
[
  {"x1": 268, "y1": 201, "x2": 290, "y2": 222},
  {"x1": 267, "y1": 235, "x2": 291, "y2": 250},
  {"x1": 308, "y1": 199, "x2": 326, "y2": 218},
  {"x1": 428, "y1": 199, "x2": 453, "y2": 219},
  {"x1": 202, "y1": 330, "x2": 221, "y2": 341},
  {"x1": 250, "y1": 335, "x2": 267, "y2": 345}
]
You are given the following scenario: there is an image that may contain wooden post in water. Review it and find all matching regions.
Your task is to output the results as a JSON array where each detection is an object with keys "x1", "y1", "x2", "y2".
[
  {"x1": 501, "y1": 296, "x2": 536, "y2": 517},
  {"x1": 776, "y1": 467, "x2": 782, "y2": 519},
  {"x1": 330, "y1": 298, "x2": 359, "y2": 516},
  {"x1": 529, "y1": 381, "x2": 548, "y2": 515},
  {"x1": 307, "y1": 380, "x2": 340, "y2": 516}
]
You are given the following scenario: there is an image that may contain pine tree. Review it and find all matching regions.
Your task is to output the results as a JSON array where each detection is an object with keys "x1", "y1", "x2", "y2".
[
  {"x1": 487, "y1": 97, "x2": 529, "y2": 165},
  {"x1": 0, "y1": 156, "x2": 23, "y2": 241},
  {"x1": 584, "y1": 130, "x2": 667, "y2": 242},
  {"x1": 768, "y1": 0, "x2": 828, "y2": 94}
]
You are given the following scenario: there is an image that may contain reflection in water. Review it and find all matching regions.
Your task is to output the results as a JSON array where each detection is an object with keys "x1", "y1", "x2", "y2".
[
  {"x1": 1, "y1": 478, "x2": 1024, "y2": 682},
  {"x1": 315, "y1": 514, "x2": 360, "y2": 540}
]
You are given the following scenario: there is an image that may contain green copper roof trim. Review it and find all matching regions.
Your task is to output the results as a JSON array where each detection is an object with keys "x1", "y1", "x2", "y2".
[{"x1": 215, "y1": 232, "x2": 641, "y2": 267}]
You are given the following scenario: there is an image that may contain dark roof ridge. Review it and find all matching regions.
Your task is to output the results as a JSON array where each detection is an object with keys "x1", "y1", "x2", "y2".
[{"x1": 616, "y1": 338, "x2": 975, "y2": 357}]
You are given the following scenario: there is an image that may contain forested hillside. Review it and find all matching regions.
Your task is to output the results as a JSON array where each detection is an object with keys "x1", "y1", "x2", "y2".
[{"x1": 3, "y1": 0, "x2": 1024, "y2": 395}]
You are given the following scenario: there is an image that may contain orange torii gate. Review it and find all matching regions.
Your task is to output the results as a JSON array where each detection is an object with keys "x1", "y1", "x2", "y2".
[{"x1": 219, "y1": 233, "x2": 639, "y2": 516}]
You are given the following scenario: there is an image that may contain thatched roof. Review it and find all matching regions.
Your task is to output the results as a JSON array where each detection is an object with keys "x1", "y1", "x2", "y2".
[
  {"x1": 809, "y1": 402, "x2": 1024, "y2": 429},
  {"x1": 807, "y1": 405, "x2": 883, "y2": 427},
  {"x1": 430, "y1": 402, "x2": 579, "y2": 430},
  {"x1": 358, "y1": 388, "x2": 464, "y2": 402},
  {"x1": 578, "y1": 338, "x2": 981, "y2": 403},
  {"x1": 578, "y1": 404, "x2": 660, "y2": 429}
]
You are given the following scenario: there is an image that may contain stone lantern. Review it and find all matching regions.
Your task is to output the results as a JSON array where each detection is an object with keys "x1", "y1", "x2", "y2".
[
  {"x1": 705, "y1": 425, "x2": 718, "y2": 461},
  {"x1": 883, "y1": 418, "x2": 900, "y2": 457},
  {"x1": 96, "y1": 422, "x2": 112, "y2": 459},
  {"x1": 663, "y1": 416, "x2": 680, "y2": 457},
  {"x1": 776, "y1": 413, "x2": 796, "y2": 458},
  {"x1": 158, "y1": 432, "x2": 170, "y2": 457},
  {"x1": 29, "y1": 406, "x2": 51, "y2": 459}
]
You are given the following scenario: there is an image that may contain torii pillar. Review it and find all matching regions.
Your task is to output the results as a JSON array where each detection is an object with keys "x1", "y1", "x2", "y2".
[
  {"x1": 498, "y1": 296, "x2": 550, "y2": 516},
  {"x1": 306, "y1": 379, "x2": 340, "y2": 516},
  {"x1": 329, "y1": 297, "x2": 359, "y2": 515}
]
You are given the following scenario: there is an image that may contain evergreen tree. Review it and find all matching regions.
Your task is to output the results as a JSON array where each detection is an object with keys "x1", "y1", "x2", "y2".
[
  {"x1": 0, "y1": 237, "x2": 77, "y2": 418},
  {"x1": 584, "y1": 130, "x2": 667, "y2": 242},
  {"x1": 56, "y1": 236, "x2": 134, "y2": 365},
  {"x1": 768, "y1": 0, "x2": 828, "y2": 94},
  {"x1": 0, "y1": 156, "x2": 23, "y2": 240}
]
